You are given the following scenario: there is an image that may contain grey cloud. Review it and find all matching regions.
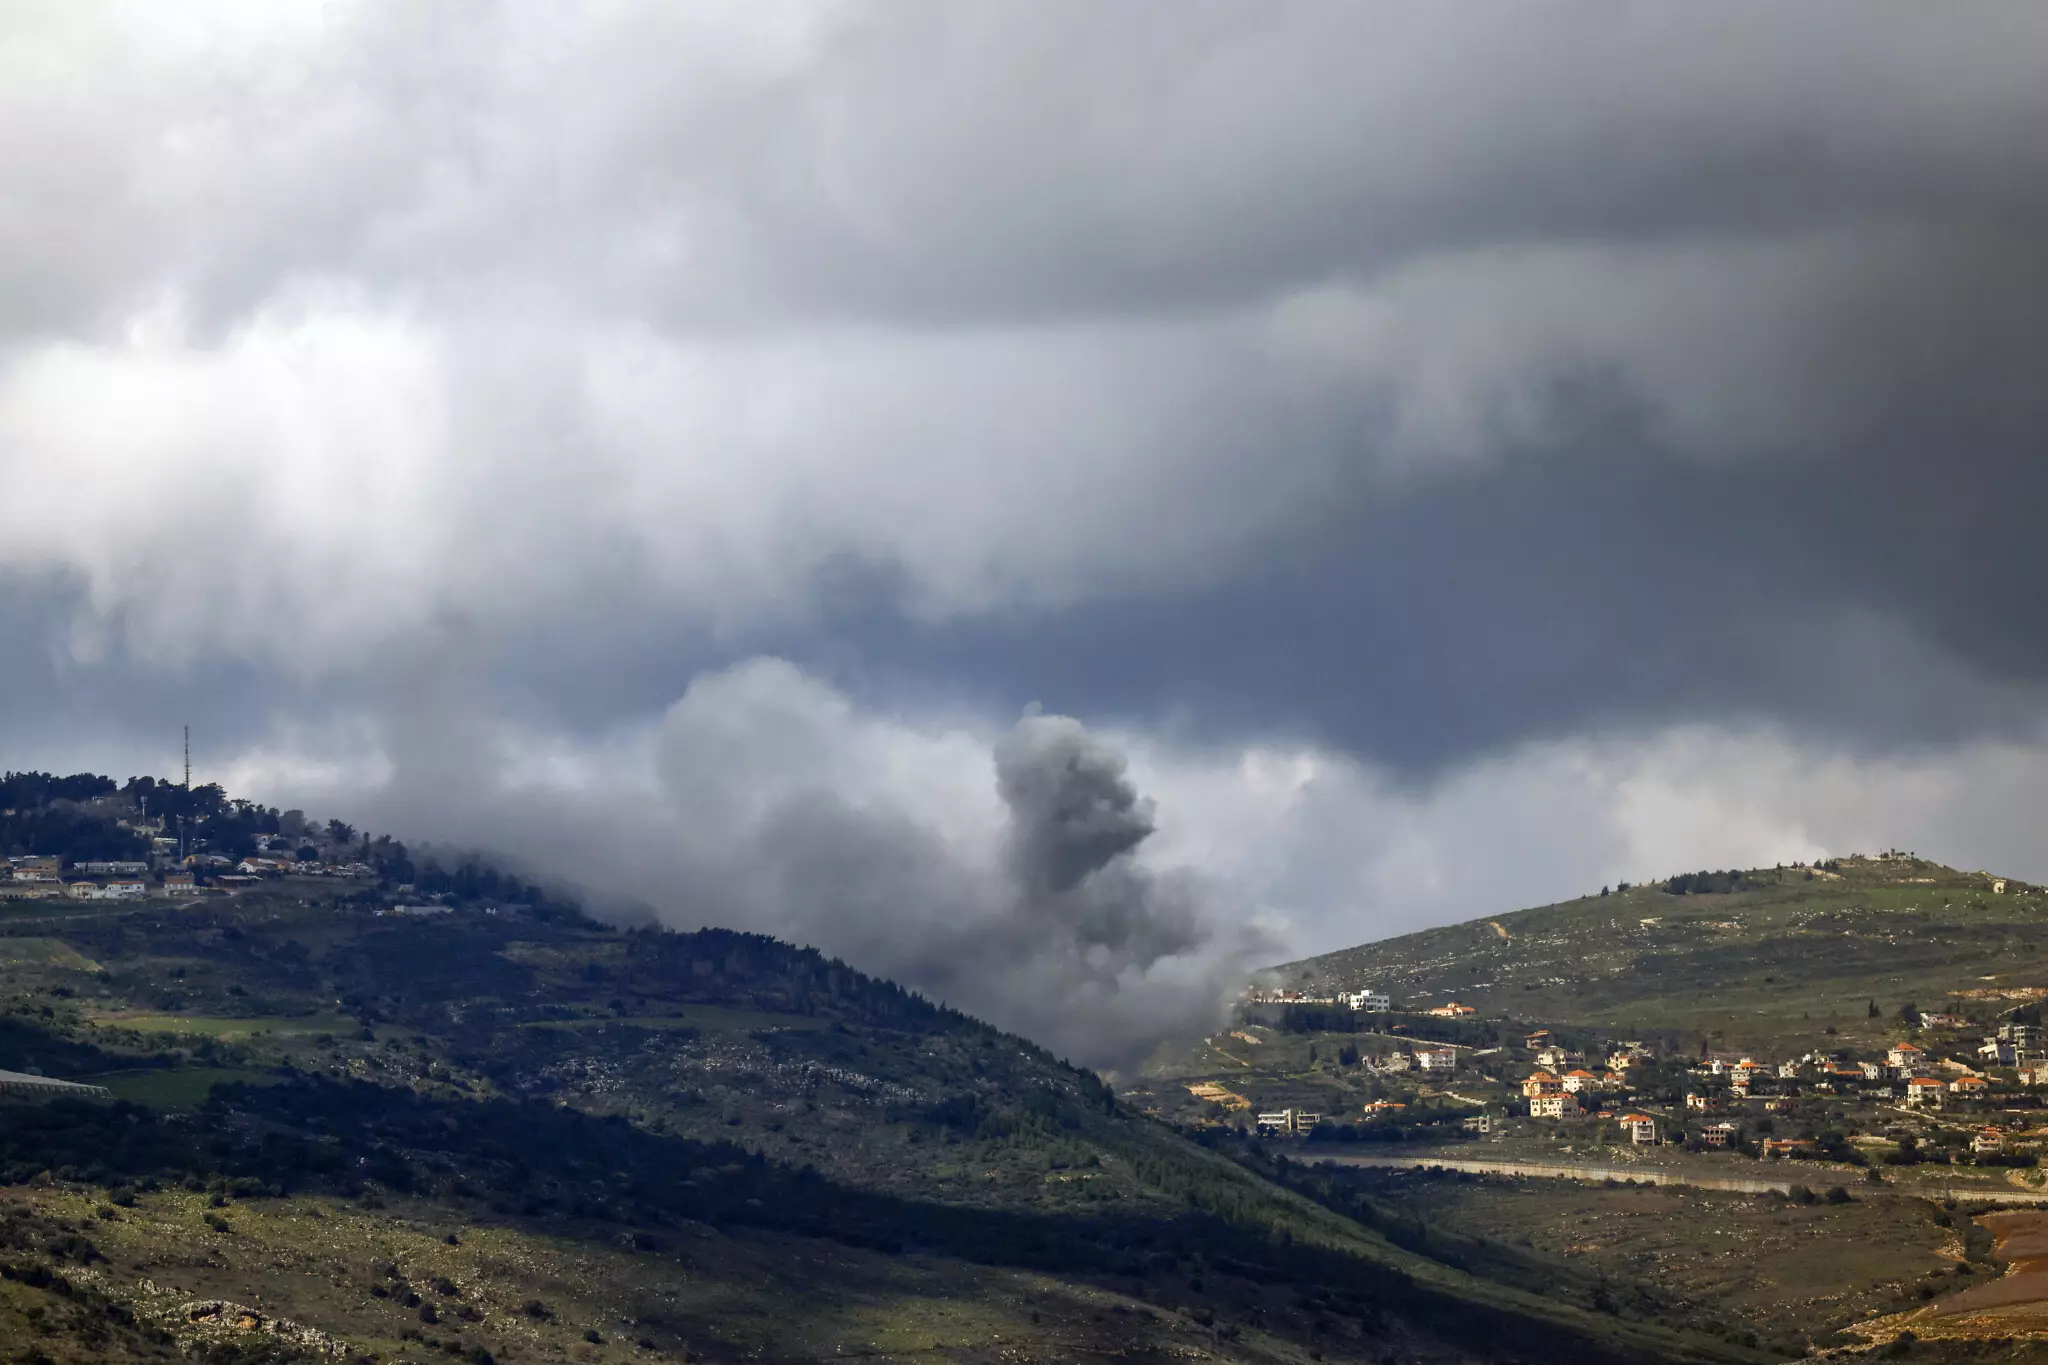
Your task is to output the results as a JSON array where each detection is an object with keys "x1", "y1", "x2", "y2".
[{"x1": 4, "y1": 4, "x2": 2048, "y2": 1057}]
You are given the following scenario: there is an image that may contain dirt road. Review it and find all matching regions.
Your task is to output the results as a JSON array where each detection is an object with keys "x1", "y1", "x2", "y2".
[{"x1": 1315, "y1": 1152, "x2": 2048, "y2": 1205}]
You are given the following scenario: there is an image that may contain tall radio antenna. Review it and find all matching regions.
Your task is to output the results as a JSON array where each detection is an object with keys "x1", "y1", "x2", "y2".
[{"x1": 183, "y1": 726, "x2": 191, "y2": 790}]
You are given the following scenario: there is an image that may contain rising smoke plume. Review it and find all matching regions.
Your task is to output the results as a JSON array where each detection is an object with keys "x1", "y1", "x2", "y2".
[{"x1": 328, "y1": 658, "x2": 1261, "y2": 1073}]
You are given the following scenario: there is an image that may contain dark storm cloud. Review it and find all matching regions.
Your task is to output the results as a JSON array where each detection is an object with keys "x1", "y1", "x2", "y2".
[
  {"x1": 3, "y1": 3, "x2": 2048, "y2": 1052},
  {"x1": 793, "y1": 449, "x2": 2048, "y2": 775}
]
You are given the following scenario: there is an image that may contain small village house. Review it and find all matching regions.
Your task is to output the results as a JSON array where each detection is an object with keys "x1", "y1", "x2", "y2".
[
  {"x1": 1522, "y1": 1070, "x2": 1563, "y2": 1098},
  {"x1": 1905, "y1": 1076, "x2": 1948, "y2": 1107},
  {"x1": 1255, "y1": 1109, "x2": 1321, "y2": 1136},
  {"x1": 1760, "y1": 1137, "x2": 1817, "y2": 1158},
  {"x1": 1529, "y1": 1093, "x2": 1579, "y2": 1119},
  {"x1": 1618, "y1": 1113, "x2": 1659, "y2": 1145},
  {"x1": 1700, "y1": 1122, "x2": 1740, "y2": 1148}
]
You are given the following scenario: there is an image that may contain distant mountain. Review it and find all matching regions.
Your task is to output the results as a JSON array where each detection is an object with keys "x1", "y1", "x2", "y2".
[
  {"x1": 1274, "y1": 854, "x2": 2042, "y2": 1054},
  {"x1": 0, "y1": 769, "x2": 1769, "y2": 1363}
]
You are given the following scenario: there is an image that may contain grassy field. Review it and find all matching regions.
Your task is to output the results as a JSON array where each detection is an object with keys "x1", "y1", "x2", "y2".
[
  {"x1": 1340, "y1": 1167, "x2": 1971, "y2": 1355},
  {"x1": 90, "y1": 1065, "x2": 285, "y2": 1108},
  {"x1": 0, "y1": 936, "x2": 102, "y2": 973},
  {"x1": 86, "y1": 1010, "x2": 360, "y2": 1039}
]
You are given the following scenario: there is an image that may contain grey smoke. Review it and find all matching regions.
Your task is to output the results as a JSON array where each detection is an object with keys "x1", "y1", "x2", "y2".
[
  {"x1": 993, "y1": 711, "x2": 1209, "y2": 975},
  {"x1": 309, "y1": 659, "x2": 1253, "y2": 1073},
  {"x1": 997, "y1": 710, "x2": 1156, "y2": 898}
]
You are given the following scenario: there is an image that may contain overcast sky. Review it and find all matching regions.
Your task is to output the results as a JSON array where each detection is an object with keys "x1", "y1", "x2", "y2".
[{"x1": 5, "y1": 2, "x2": 2046, "y2": 1065}]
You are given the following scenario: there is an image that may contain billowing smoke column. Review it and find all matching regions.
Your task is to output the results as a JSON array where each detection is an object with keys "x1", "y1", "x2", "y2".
[
  {"x1": 334, "y1": 658, "x2": 1263, "y2": 1074},
  {"x1": 992, "y1": 710, "x2": 1211, "y2": 987}
]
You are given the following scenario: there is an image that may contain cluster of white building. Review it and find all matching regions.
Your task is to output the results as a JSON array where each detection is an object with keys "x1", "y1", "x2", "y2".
[{"x1": 1244, "y1": 986, "x2": 1393, "y2": 1012}]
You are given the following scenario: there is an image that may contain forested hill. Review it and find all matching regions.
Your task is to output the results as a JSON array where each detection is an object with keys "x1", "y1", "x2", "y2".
[
  {"x1": 1274, "y1": 853, "x2": 2044, "y2": 1049},
  {"x1": 0, "y1": 767, "x2": 1770, "y2": 1363},
  {"x1": 0, "y1": 767, "x2": 566, "y2": 910}
]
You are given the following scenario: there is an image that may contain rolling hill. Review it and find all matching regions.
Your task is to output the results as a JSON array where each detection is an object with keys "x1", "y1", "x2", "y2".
[
  {"x1": 1273, "y1": 853, "x2": 2044, "y2": 1053},
  {"x1": 0, "y1": 771, "x2": 1776, "y2": 1364}
]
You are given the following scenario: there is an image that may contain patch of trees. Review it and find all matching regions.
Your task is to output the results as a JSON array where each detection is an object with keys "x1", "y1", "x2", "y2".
[
  {"x1": 0, "y1": 772, "x2": 117, "y2": 808},
  {"x1": 411, "y1": 855, "x2": 551, "y2": 909},
  {"x1": 1662, "y1": 869, "x2": 1754, "y2": 895},
  {"x1": 0, "y1": 806, "x2": 148, "y2": 862},
  {"x1": 1302, "y1": 1118, "x2": 1476, "y2": 1146},
  {"x1": 120, "y1": 775, "x2": 228, "y2": 822}
]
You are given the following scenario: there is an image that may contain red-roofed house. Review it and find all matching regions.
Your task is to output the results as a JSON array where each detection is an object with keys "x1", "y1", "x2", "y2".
[{"x1": 1618, "y1": 1113, "x2": 1659, "y2": 1145}]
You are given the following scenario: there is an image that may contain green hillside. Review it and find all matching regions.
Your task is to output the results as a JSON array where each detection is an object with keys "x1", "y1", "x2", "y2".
[
  {"x1": 0, "y1": 868, "x2": 1770, "y2": 1362},
  {"x1": 1275, "y1": 853, "x2": 2045, "y2": 1051}
]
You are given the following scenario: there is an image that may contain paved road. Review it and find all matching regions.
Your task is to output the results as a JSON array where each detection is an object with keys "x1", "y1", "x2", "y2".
[{"x1": 1314, "y1": 1152, "x2": 2048, "y2": 1205}]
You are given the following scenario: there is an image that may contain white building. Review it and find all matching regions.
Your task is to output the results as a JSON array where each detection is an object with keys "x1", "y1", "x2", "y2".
[
  {"x1": 1529, "y1": 1093, "x2": 1580, "y2": 1119},
  {"x1": 1415, "y1": 1047, "x2": 1458, "y2": 1072},
  {"x1": 1344, "y1": 990, "x2": 1392, "y2": 1012},
  {"x1": 1254, "y1": 1109, "x2": 1321, "y2": 1136}
]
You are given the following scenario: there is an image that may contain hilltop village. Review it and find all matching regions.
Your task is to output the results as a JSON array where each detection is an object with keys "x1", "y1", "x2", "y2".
[{"x1": 0, "y1": 770, "x2": 553, "y2": 916}]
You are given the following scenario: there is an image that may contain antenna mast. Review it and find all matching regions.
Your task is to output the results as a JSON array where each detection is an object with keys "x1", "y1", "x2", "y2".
[{"x1": 179, "y1": 725, "x2": 191, "y2": 861}]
